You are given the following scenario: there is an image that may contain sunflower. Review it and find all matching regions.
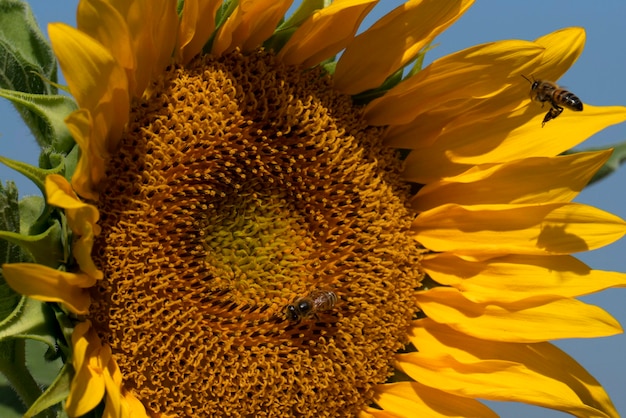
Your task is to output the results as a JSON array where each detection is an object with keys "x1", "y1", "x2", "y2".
[{"x1": 2, "y1": 0, "x2": 626, "y2": 417}]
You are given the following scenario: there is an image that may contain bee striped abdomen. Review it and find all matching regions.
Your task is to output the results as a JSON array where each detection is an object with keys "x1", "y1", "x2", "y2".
[{"x1": 553, "y1": 89, "x2": 583, "y2": 111}]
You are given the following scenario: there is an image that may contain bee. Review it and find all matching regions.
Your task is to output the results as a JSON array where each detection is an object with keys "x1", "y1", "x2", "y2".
[
  {"x1": 286, "y1": 289, "x2": 338, "y2": 322},
  {"x1": 522, "y1": 75, "x2": 583, "y2": 127}
]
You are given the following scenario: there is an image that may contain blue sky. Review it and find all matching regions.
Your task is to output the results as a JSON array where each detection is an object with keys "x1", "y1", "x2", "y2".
[{"x1": 1, "y1": 1, "x2": 625, "y2": 417}]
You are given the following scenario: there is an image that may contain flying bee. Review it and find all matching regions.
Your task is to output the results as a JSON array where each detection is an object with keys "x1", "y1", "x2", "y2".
[
  {"x1": 522, "y1": 75, "x2": 583, "y2": 127},
  {"x1": 286, "y1": 289, "x2": 338, "y2": 322}
]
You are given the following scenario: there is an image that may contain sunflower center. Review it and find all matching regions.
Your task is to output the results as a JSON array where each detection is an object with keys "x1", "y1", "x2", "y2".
[{"x1": 90, "y1": 49, "x2": 424, "y2": 417}]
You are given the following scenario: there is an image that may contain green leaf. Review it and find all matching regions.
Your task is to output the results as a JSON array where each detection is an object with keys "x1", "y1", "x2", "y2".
[
  {"x1": 563, "y1": 141, "x2": 626, "y2": 186},
  {"x1": 0, "y1": 179, "x2": 65, "y2": 418},
  {"x1": 0, "y1": 182, "x2": 21, "y2": 244},
  {"x1": 0, "y1": 182, "x2": 26, "y2": 317},
  {"x1": 23, "y1": 356, "x2": 68, "y2": 418},
  {"x1": 0, "y1": 0, "x2": 57, "y2": 88},
  {"x1": 0, "y1": 89, "x2": 76, "y2": 154},
  {"x1": 0, "y1": 0, "x2": 61, "y2": 150},
  {"x1": 0, "y1": 339, "x2": 39, "y2": 416}
]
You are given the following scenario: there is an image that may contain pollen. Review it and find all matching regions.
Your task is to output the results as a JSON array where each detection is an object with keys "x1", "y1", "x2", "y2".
[{"x1": 90, "y1": 49, "x2": 424, "y2": 417}]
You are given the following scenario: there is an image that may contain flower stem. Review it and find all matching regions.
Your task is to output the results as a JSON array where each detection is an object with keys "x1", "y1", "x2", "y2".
[{"x1": 0, "y1": 339, "x2": 54, "y2": 418}]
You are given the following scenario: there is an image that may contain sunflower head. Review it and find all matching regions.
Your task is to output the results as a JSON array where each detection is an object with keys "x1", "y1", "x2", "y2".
[
  {"x1": 83, "y1": 47, "x2": 426, "y2": 415},
  {"x1": 1, "y1": 1, "x2": 626, "y2": 418}
]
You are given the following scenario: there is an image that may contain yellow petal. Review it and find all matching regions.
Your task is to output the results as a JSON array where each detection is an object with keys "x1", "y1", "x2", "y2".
[
  {"x1": 403, "y1": 105, "x2": 626, "y2": 183},
  {"x1": 178, "y1": 0, "x2": 222, "y2": 64},
  {"x1": 108, "y1": 0, "x2": 178, "y2": 96},
  {"x1": 102, "y1": 345, "x2": 123, "y2": 418},
  {"x1": 2, "y1": 263, "x2": 94, "y2": 315},
  {"x1": 399, "y1": 320, "x2": 619, "y2": 417},
  {"x1": 77, "y1": 0, "x2": 134, "y2": 75},
  {"x1": 65, "y1": 110, "x2": 105, "y2": 201},
  {"x1": 46, "y1": 174, "x2": 103, "y2": 280},
  {"x1": 49, "y1": 23, "x2": 121, "y2": 113},
  {"x1": 47, "y1": 173, "x2": 91, "y2": 210},
  {"x1": 49, "y1": 23, "x2": 129, "y2": 156},
  {"x1": 415, "y1": 287, "x2": 622, "y2": 342},
  {"x1": 360, "y1": 408, "x2": 404, "y2": 418},
  {"x1": 121, "y1": 391, "x2": 149, "y2": 417},
  {"x1": 411, "y1": 203, "x2": 626, "y2": 256},
  {"x1": 278, "y1": 0, "x2": 378, "y2": 67},
  {"x1": 212, "y1": 0, "x2": 293, "y2": 56},
  {"x1": 365, "y1": 40, "x2": 543, "y2": 126},
  {"x1": 382, "y1": 28, "x2": 586, "y2": 149},
  {"x1": 67, "y1": 322, "x2": 109, "y2": 416},
  {"x1": 531, "y1": 27, "x2": 586, "y2": 82},
  {"x1": 422, "y1": 253, "x2": 626, "y2": 304},
  {"x1": 411, "y1": 150, "x2": 611, "y2": 211},
  {"x1": 334, "y1": 0, "x2": 474, "y2": 94},
  {"x1": 373, "y1": 381, "x2": 498, "y2": 417}
]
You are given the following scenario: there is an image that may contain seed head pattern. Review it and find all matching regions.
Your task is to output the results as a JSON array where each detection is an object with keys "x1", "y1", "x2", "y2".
[{"x1": 90, "y1": 50, "x2": 424, "y2": 417}]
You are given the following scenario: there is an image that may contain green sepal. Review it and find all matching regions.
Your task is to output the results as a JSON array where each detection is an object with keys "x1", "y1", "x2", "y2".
[
  {"x1": 561, "y1": 141, "x2": 626, "y2": 186},
  {"x1": 263, "y1": 26, "x2": 297, "y2": 53},
  {"x1": 0, "y1": 297, "x2": 58, "y2": 348},
  {"x1": 61, "y1": 145, "x2": 79, "y2": 184},
  {"x1": 0, "y1": 0, "x2": 61, "y2": 150},
  {"x1": 19, "y1": 196, "x2": 45, "y2": 235},
  {"x1": 51, "y1": 305, "x2": 74, "y2": 350},
  {"x1": 0, "y1": 220, "x2": 65, "y2": 268},
  {"x1": 19, "y1": 195, "x2": 69, "y2": 265},
  {"x1": 23, "y1": 360, "x2": 71, "y2": 418},
  {"x1": 587, "y1": 141, "x2": 626, "y2": 186},
  {"x1": 352, "y1": 66, "x2": 405, "y2": 105},
  {"x1": 202, "y1": 0, "x2": 238, "y2": 54},
  {"x1": 265, "y1": 0, "x2": 328, "y2": 52},
  {"x1": 0, "y1": 155, "x2": 64, "y2": 198},
  {"x1": 405, "y1": 41, "x2": 438, "y2": 78},
  {"x1": 40, "y1": 144, "x2": 79, "y2": 184},
  {"x1": 278, "y1": 0, "x2": 329, "y2": 30},
  {"x1": 215, "y1": 0, "x2": 238, "y2": 27},
  {"x1": 0, "y1": 89, "x2": 76, "y2": 153},
  {"x1": 320, "y1": 59, "x2": 336, "y2": 76},
  {"x1": 352, "y1": 42, "x2": 438, "y2": 105},
  {"x1": 0, "y1": 161, "x2": 67, "y2": 264}
]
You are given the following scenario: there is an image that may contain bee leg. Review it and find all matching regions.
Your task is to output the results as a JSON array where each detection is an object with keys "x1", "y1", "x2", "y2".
[{"x1": 541, "y1": 106, "x2": 563, "y2": 127}]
